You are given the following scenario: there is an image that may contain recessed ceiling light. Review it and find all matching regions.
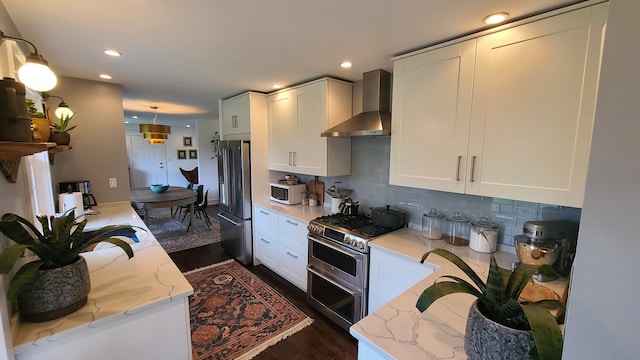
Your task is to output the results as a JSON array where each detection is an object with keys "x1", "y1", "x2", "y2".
[
  {"x1": 186, "y1": 125, "x2": 191, "y2": 128},
  {"x1": 271, "y1": 84, "x2": 282, "y2": 89},
  {"x1": 104, "y1": 49, "x2": 122, "y2": 57},
  {"x1": 132, "y1": 115, "x2": 138, "y2": 119},
  {"x1": 124, "y1": 121, "x2": 130, "y2": 124},
  {"x1": 483, "y1": 12, "x2": 509, "y2": 25},
  {"x1": 99, "y1": 74, "x2": 112, "y2": 80},
  {"x1": 340, "y1": 61, "x2": 353, "y2": 68}
]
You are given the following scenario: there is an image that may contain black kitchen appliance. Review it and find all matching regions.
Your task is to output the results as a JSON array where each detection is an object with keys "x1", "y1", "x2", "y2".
[
  {"x1": 58, "y1": 180, "x2": 97, "y2": 209},
  {"x1": 306, "y1": 212, "x2": 404, "y2": 330}
]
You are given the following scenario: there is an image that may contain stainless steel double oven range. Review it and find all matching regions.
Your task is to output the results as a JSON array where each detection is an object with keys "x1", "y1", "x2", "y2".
[{"x1": 306, "y1": 213, "x2": 400, "y2": 330}]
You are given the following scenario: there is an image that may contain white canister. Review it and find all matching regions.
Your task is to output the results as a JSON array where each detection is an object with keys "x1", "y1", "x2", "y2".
[
  {"x1": 469, "y1": 220, "x2": 498, "y2": 253},
  {"x1": 331, "y1": 197, "x2": 343, "y2": 213}
]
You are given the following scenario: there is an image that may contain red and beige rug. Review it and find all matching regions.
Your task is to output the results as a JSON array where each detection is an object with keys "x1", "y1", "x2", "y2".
[{"x1": 184, "y1": 260, "x2": 314, "y2": 360}]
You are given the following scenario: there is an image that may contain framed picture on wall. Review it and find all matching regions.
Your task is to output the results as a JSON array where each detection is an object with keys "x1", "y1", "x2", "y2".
[
  {"x1": 183, "y1": 136, "x2": 192, "y2": 147},
  {"x1": 177, "y1": 150, "x2": 187, "y2": 159},
  {"x1": 189, "y1": 150, "x2": 198, "y2": 159}
]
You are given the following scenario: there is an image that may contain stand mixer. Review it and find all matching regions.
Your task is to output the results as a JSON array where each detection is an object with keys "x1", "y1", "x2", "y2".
[{"x1": 514, "y1": 220, "x2": 578, "y2": 281}]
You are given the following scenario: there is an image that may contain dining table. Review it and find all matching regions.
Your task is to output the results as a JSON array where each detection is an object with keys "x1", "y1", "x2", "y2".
[{"x1": 130, "y1": 186, "x2": 197, "y2": 231}]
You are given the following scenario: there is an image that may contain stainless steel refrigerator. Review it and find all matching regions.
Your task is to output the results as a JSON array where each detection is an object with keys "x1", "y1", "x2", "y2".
[{"x1": 217, "y1": 140, "x2": 253, "y2": 265}]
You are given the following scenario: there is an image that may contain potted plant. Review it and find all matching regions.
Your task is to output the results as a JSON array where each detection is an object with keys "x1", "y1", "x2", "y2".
[
  {"x1": 49, "y1": 112, "x2": 77, "y2": 145},
  {"x1": 26, "y1": 98, "x2": 50, "y2": 142},
  {"x1": 416, "y1": 248, "x2": 564, "y2": 360},
  {"x1": 0, "y1": 209, "x2": 137, "y2": 322}
]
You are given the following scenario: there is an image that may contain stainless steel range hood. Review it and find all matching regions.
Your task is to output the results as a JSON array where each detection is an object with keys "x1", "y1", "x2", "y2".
[{"x1": 321, "y1": 69, "x2": 391, "y2": 137}]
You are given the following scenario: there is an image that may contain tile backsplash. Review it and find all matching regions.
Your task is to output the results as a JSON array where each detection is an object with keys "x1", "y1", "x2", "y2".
[{"x1": 296, "y1": 136, "x2": 581, "y2": 247}]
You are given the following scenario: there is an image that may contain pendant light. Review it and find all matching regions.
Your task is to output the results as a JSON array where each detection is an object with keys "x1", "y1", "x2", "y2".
[
  {"x1": 42, "y1": 93, "x2": 73, "y2": 119},
  {"x1": 0, "y1": 30, "x2": 57, "y2": 92},
  {"x1": 139, "y1": 106, "x2": 171, "y2": 144}
]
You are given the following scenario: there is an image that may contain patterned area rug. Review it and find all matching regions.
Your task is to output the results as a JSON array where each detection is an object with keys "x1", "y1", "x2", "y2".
[
  {"x1": 184, "y1": 260, "x2": 313, "y2": 360},
  {"x1": 145, "y1": 207, "x2": 220, "y2": 253}
]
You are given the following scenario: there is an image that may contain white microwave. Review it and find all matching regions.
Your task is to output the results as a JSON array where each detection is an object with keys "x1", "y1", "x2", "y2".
[{"x1": 270, "y1": 183, "x2": 306, "y2": 205}]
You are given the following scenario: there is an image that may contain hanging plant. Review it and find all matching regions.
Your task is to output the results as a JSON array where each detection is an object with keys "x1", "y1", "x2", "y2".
[{"x1": 210, "y1": 131, "x2": 220, "y2": 158}]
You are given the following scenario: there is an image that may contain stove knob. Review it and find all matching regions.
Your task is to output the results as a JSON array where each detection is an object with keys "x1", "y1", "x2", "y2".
[{"x1": 357, "y1": 241, "x2": 365, "y2": 250}]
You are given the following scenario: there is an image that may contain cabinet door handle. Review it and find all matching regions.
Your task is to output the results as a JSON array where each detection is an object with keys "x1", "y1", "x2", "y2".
[
  {"x1": 232, "y1": 115, "x2": 238, "y2": 128},
  {"x1": 292, "y1": 152, "x2": 296, "y2": 166},
  {"x1": 288, "y1": 152, "x2": 292, "y2": 166},
  {"x1": 260, "y1": 238, "x2": 270, "y2": 244},
  {"x1": 286, "y1": 251, "x2": 298, "y2": 259},
  {"x1": 470, "y1": 156, "x2": 477, "y2": 182},
  {"x1": 259, "y1": 210, "x2": 269, "y2": 215},
  {"x1": 286, "y1": 219, "x2": 299, "y2": 226},
  {"x1": 455, "y1": 155, "x2": 462, "y2": 181}
]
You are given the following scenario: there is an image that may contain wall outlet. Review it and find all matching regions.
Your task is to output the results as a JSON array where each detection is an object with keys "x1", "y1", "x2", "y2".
[{"x1": 109, "y1": 178, "x2": 117, "y2": 188}]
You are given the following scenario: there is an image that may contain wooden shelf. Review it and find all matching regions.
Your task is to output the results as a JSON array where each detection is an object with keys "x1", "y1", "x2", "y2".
[
  {"x1": 48, "y1": 144, "x2": 72, "y2": 164},
  {"x1": 48, "y1": 144, "x2": 72, "y2": 154},
  {"x1": 0, "y1": 141, "x2": 71, "y2": 182},
  {"x1": 0, "y1": 141, "x2": 49, "y2": 160}
]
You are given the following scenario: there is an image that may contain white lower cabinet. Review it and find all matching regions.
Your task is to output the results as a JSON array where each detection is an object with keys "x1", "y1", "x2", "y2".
[
  {"x1": 253, "y1": 206, "x2": 279, "y2": 270},
  {"x1": 253, "y1": 205, "x2": 309, "y2": 291},
  {"x1": 368, "y1": 246, "x2": 436, "y2": 314}
]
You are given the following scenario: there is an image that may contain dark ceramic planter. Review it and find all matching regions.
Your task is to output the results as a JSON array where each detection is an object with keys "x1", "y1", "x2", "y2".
[
  {"x1": 49, "y1": 132, "x2": 70, "y2": 145},
  {"x1": 464, "y1": 300, "x2": 535, "y2": 360},
  {"x1": 18, "y1": 256, "x2": 91, "y2": 322}
]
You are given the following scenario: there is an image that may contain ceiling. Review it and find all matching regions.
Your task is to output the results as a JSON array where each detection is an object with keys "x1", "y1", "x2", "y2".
[{"x1": 2, "y1": 0, "x2": 585, "y2": 124}]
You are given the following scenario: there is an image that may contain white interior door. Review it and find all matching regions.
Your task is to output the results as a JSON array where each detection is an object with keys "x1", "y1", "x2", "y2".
[{"x1": 128, "y1": 135, "x2": 168, "y2": 188}]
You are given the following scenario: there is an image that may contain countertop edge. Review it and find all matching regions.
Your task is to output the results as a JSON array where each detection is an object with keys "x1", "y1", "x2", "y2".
[{"x1": 12, "y1": 203, "x2": 194, "y2": 353}]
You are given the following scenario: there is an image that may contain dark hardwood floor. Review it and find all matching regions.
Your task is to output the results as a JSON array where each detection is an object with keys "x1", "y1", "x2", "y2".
[{"x1": 168, "y1": 206, "x2": 358, "y2": 360}]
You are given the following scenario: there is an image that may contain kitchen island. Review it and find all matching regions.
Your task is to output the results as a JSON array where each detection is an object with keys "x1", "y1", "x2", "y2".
[
  {"x1": 350, "y1": 227, "x2": 566, "y2": 360},
  {"x1": 12, "y1": 202, "x2": 194, "y2": 360}
]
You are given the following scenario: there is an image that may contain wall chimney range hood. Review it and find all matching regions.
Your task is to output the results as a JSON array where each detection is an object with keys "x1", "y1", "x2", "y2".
[{"x1": 321, "y1": 69, "x2": 391, "y2": 137}]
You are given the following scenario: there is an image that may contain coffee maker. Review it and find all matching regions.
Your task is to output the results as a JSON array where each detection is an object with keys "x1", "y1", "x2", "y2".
[
  {"x1": 58, "y1": 180, "x2": 97, "y2": 209},
  {"x1": 514, "y1": 220, "x2": 578, "y2": 281}
]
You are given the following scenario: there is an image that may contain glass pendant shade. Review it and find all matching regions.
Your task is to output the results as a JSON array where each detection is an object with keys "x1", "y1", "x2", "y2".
[
  {"x1": 54, "y1": 104, "x2": 74, "y2": 119},
  {"x1": 18, "y1": 54, "x2": 57, "y2": 91}
]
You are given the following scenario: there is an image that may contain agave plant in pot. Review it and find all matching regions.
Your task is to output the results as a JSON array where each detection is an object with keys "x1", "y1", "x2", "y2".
[
  {"x1": 416, "y1": 248, "x2": 564, "y2": 360},
  {"x1": 49, "y1": 112, "x2": 77, "y2": 145},
  {"x1": 0, "y1": 209, "x2": 137, "y2": 322}
]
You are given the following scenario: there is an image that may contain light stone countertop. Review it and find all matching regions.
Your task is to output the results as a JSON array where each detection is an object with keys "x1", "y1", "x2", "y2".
[
  {"x1": 350, "y1": 227, "x2": 567, "y2": 360},
  {"x1": 253, "y1": 198, "x2": 332, "y2": 223},
  {"x1": 12, "y1": 202, "x2": 194, "y2": 354}
]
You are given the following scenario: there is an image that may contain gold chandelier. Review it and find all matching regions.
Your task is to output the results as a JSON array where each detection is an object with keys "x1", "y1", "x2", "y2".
[{"x1": 139, "y1": 106, "x2": 171, "y2": 144}]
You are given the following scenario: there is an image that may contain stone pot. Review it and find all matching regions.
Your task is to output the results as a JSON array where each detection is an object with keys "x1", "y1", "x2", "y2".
[
  {"x1": 49, "y1": 132, "x2": 71, "y2": 145},
  {"x1": 464, "y1": 300, "x2": 535, "y2": 360},
  {"x1": 18, "y1": 256, "x2": 91, "y2": 322}
]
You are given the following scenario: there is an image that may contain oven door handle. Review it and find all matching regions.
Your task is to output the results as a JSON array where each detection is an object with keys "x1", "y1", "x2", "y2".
[
  {"x1": 307, "y1": 265, "x2": 359, "y2": 296},
  {"x1": 308, "y1": 235, "x2": 362, "y2": 258}
]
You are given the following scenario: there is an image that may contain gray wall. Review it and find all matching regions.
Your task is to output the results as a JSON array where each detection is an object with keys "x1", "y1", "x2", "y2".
[
  {"x1": 49, "y1": 76, "x2": 131, "y2": 204},
  {"x1": 562, "y1": 0, "x2": 640, "y2": 358}
]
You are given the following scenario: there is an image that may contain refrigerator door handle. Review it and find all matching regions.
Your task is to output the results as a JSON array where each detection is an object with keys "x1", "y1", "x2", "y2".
[
  {"x1": 218, "y1": 212, "x2": 243, "y2": 226},
  {"x1": 221, "y1": 148, "x2": 231, "y2": 207}
]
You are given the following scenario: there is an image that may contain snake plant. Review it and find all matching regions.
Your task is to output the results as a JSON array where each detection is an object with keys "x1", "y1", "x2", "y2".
[
  {"x1": 0, "y1": 209, "x2": 137, "y2": 301},
  {"x1": 416, "y1": 248, "x2": 564, "y2": 360}
]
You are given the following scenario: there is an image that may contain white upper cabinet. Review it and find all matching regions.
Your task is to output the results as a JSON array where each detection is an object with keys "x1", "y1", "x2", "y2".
[
  {"x1": 390, "y1": 3, "x2": 608, "y2": 207},
  {"x1": 390, "y1": 39, "x2": 476, "y2": 193},
  {"x1": 268, "y1": 78, "x2": 352, "y2": 177},
  {"x1": 220, "y1": 92, "x2": 252, "y2": 137}
]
